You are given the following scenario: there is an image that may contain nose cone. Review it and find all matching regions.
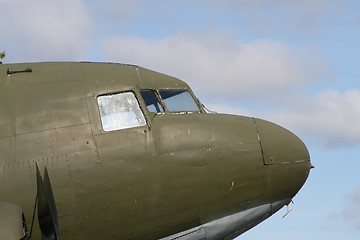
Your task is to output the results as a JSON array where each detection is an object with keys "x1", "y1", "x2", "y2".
[{"x1": 254, "y1": 118, "x2": 312, "y2": 201}]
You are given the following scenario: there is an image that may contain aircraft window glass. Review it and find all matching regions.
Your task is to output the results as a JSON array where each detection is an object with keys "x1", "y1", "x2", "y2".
[
  {"x1": 97, "y1": 92, "x2": 146, "y2": 131},
  {"x1": 159, "y1": 90, "x2": 201, "y2": 112},
  {"x1": 140, "y1": 90, "x2": 164, "y2": 113}
]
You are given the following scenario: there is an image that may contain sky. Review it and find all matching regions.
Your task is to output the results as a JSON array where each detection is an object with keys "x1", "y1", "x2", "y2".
[{"x1": 1, "y1": 0, "x2": 360, "y2": 239}]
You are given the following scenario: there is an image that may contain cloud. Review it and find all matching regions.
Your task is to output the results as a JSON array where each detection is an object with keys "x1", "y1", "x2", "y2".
[
  {"x1": 208, "y1": 0, "x2": 352, "y2": 35},
  {"x1": 206, "y1": 89, "x2": 360, "y2": 148},
  {"x1": 205, "y1": 103, "x2": 255, "y2": 117},
  {"x1": 99, "y1": 33, "x2": 360, "y2": 148},
  {"x1": 225, "y1": 0, "x2": 342, "y2": 14},
  {"x1": 331, "y1": 185, "x2": 360, "y2": 230},
  {"x1": 265, "y1": 89, "x2": 360, "y2": 147},
  {"x1": 100, "y1": 33, "x2": 333, "y2": 101},
  {"x1": 2, "y1": 0, "x2": 355, "y2": 148},
  {"x1": 87, "y1": 0, "x2": 143, "y2": 21},
  {"x1": 1, "y1": 0, "x2": 353, "y2": 63},
  {"x1": 0, "y1": 0, "x2": 92, "y2": 62}
]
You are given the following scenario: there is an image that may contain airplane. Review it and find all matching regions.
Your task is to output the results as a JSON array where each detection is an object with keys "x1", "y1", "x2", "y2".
[{"x1": 0, "y1": 62, "x2": 313, "y2": 240}]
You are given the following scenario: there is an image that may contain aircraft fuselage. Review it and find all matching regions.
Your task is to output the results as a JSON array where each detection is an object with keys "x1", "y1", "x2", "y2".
[{"x1": 0, "y1": 62, "x2": 312, "y2": 239}]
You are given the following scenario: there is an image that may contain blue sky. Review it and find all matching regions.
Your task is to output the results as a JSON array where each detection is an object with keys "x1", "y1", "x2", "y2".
[{"x1": 1, "y1": 0, "x2": 360, "y2": 239}]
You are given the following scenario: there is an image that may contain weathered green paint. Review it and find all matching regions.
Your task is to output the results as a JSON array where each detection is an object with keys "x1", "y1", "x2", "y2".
[{"x1": 0, "y1": 62, "x2": 312, "y2": 239}]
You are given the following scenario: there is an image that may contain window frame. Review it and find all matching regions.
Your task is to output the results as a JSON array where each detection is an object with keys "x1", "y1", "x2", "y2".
[
  {"x1": 96, "y1": 90, "x2": 148, "y2": 132},
  {"x1": 140, "y1": 89, "x2": 165, "y2": 114},
  {"x1": 157, "y1": 89, "x2": 203, "y2": 114}
]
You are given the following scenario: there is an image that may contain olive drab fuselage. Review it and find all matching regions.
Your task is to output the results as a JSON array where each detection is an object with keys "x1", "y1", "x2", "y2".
[{"x1": 0, "y1": 62, "x2": 312, "y2": 239}]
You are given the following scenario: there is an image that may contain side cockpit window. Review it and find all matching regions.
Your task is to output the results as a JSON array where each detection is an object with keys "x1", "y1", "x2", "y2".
[
  {"x1": 159, "y1": 90, "x2": 201, "y2": 112},
  {"x1": 140, "y1": 90, "x2": 164, "y2": 113},
  {"x1": 97, "y1": 92, "x2": 146, "y2": 131}
]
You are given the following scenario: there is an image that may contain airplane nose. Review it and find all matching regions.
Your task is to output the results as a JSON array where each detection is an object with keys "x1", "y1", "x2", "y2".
[{"x1": 254, "y1": 118, "x2": 312, "y2": 202}]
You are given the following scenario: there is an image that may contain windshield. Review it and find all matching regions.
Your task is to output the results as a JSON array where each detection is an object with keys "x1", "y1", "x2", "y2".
[
  {"x1": 159, "y1": 90, "x2": 200, "y2": 112},
  {"x1": 140, "y1": 90, "x2": 164, "y2": 113}
]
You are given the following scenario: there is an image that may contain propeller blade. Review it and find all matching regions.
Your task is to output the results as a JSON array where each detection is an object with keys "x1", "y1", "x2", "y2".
[{"x1": 36, "y1": 162, "x2": 60, "y2": 240}]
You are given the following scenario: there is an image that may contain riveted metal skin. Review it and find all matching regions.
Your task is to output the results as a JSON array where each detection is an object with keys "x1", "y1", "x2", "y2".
[{"x1": 0, "y1": 62, "x2": 312, "y2": 239}]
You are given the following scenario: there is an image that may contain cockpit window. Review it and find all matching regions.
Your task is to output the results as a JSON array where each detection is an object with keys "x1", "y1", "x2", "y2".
[
  {"x1": 97, "y1": 92, "x2": 146, "y2": 131},
  {"x1": 159, "y1": 90, "x2": 201, "y2": 112},
  {"x1": 140, "y1": 90, "x2": 164, "y2": 113}
]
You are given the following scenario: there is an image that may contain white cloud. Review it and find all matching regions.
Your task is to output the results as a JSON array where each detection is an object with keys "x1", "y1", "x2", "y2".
[
  {"x1": 0, "y1": 0, "x2": 92, "y2": 62},
  {"x1": 98, "y1": 33, "x2": 360, "y2": 147},
  {"x1": 2, "y1": 0, "x2": 356, "y2": 148},
  {"x1": 225, "y1": 0, "x2": 341, "y2": 14},
  {"x1": 100, "y1": 33, "x2": 332, "y2": 101},
  {"x1": 203, "y1": 89, "x2": 360, "y2": 148},
  {"x1": 88, "y1": 0, "x2": 143, "y2": 21},
  {"x1": 204, "y1": 103, "x2": 255, "y2": 117},
  {"x1": 211, "y1": 0, "x2": 352, "y2": 34},
  {"x1": 264, "y1": 89, "x2": 360, "y2": 147}
]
